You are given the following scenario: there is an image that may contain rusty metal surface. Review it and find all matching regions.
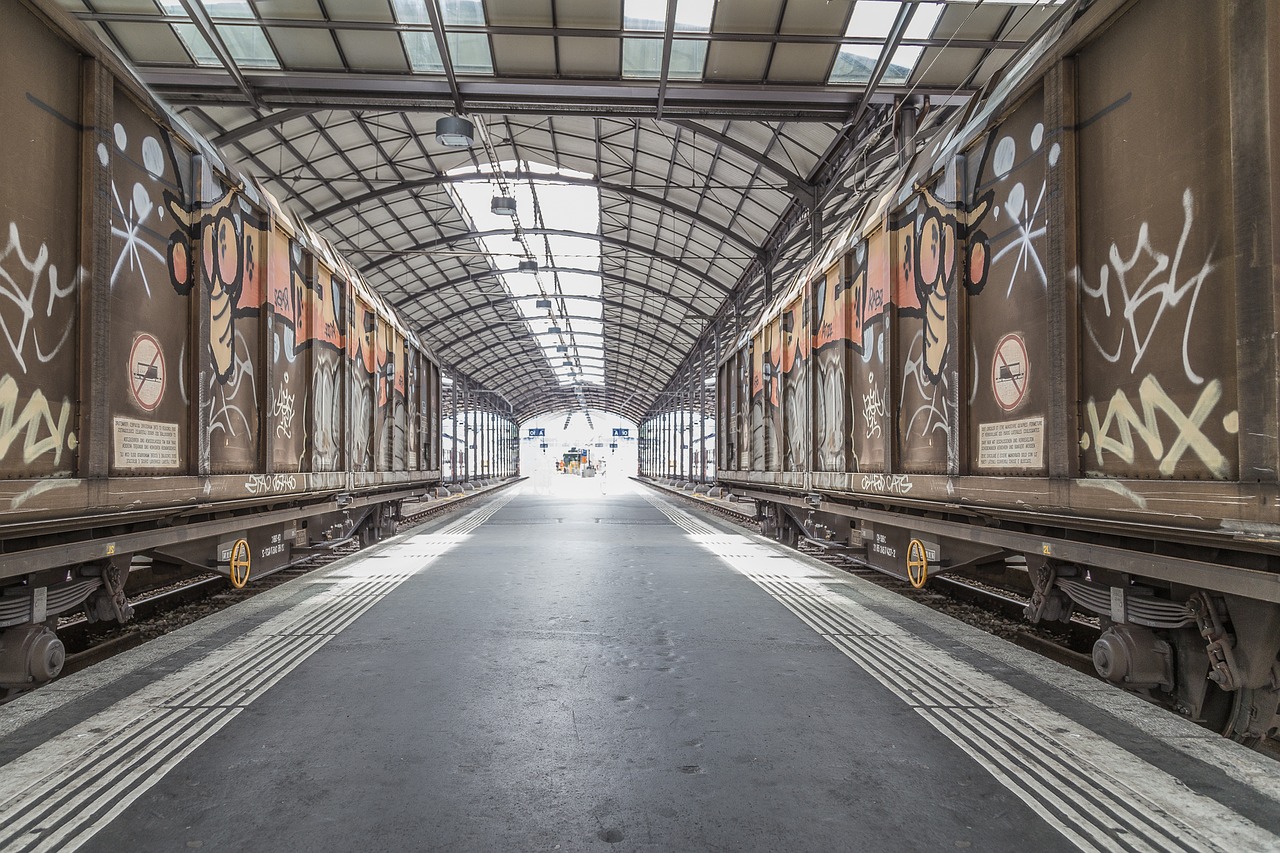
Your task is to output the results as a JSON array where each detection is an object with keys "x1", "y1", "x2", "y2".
[
  {"x1": 964, "y1": 88, "x2": 1050, "y2": 476},
  {"x1": 0, "y1": 4, "x2": 82, "y2": 481},
  {"x1": 1075, "y1": 0, "x2": 1237, "y2": 482},
  {"x1": 716, "y1": 0, "x2": 1280, "y2": 574}
]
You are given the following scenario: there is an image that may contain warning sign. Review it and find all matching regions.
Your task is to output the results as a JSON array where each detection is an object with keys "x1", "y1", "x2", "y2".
[
  {"x1": 979, "y1": 417, "x2": 1044, "y2": 468},
  {"x1": 992, "y1": 333, "x2": 1028, "y2": 411},
  {"x1": 128, "y1": 333, "x2": 166, "y2": 412},
  {"x1": 113, "y1": 417, "x2": 180, "y2": 469}
]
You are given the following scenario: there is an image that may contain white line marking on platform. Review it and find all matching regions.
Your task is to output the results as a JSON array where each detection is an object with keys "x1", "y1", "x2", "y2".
[
  {"x1": 0, "y1": 489, "x2": 518, "y2": 853},
  {"x1": 643, "y1": 491, "x2": 1278, "y2": 853}
]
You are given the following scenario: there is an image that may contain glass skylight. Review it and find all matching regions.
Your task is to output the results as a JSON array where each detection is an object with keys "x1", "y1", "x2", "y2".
[
  {"x1": 624, "y1": 0, "x2": 716, "y2": 32},
  {"x1": 156, "y1": 0, "x2": 279, "y2": 68},
  {"x1": 446, "y1": 160, "x2": 605, "y2": 387},
  {"x1": 829, "y1": 0, "x2": 942, "y2": 84},
  {"x1": 392, "y1": 0, "x2": 493, "y2": 74}
]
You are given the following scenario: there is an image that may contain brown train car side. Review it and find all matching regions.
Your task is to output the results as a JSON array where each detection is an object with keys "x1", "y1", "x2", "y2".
[
  {"x1": 0, "y1": 1, "x2": 512, "y2": 694},
  {"x1": 717, "y1": 0, "x2": 1280, "y2": 742}
]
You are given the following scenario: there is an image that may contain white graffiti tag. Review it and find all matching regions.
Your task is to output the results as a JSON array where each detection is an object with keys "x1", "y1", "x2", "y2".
[
  {"x1": 245, "y1": 473, "x2": 298, "y2": 495},
  {"x1": 1076, "y1": 189, "x2": 1215, "y2": 385},
  {"x1": 1083, "y1": 375, "x2": 1235, "y2": 479},
  {"x1": 0, "y1": 373, "x2": 76, "y2": 468},
  {"x1": 861, "y1": 473, "x2": 914, "y2": 496},
  {"x1": 270, "y1": 375, "x2": 296, "y2": 439},
  {"x1": 0, "y1": 223, "x2": 80, "y2": 374},
  {"x1": 861, "y1": 372, "x2": 889, "y2": 440},
  {"x1": 901, "y1": 331, "x2": 951, "y2": 440}
]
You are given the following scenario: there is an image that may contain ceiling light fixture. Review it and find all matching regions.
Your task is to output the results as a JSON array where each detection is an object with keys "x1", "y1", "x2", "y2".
[
  {"x1": 435, "y1": 115, "x2": 475, "y2": 147},
  {"x1": 518, "y1": 259, "x2": 539, "y2": 273},
  {"x1": 491, "y1": 196, "x2": 517, "y2": 216}
]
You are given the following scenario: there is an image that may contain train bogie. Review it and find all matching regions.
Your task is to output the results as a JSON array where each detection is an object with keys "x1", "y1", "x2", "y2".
[{"x1": 717, "y1": 0, "x2": 1280, "y2": 741}]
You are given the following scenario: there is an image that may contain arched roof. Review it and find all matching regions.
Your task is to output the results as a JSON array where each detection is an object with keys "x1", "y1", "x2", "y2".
[{"x1": 57, "y1": 0, "x2": 1072, "y2": 421}]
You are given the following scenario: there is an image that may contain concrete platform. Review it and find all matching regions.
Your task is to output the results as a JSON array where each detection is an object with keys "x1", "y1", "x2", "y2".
[{"x1": 1, "y1": 478, "x2": 1278, "y2": 852}]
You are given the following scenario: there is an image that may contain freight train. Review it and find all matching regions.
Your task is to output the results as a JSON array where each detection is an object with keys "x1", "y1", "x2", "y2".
[
  {"x1": 716, "y1": 0, "x2": 1280, "y2": 743},
  {"x1": 0, "y1": 2, "x2": 513, "y2": 695}
]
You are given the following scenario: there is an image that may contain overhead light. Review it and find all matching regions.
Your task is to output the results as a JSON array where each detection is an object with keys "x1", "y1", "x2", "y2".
[
  {"x1": 491, "y1": 196, "x2": 517, "y2": 216},
  {"x1": 535, "y1": 298, "x2": 552, "y2": 309},
  {"x1": 518, "y1": 259, "x2": 539, "y2": 273},
  {"x1": 563, "y1": 359, "x2": 574, "y2": 366},
  {"x1": 555, "y1": 345, "x2": 568, "y2": 353},
  {"x1": 548, "y1": 325, "x2": 562, "y2": 334},
  {"x1": 435, "y1": 115, "x2": 474, "y2": 147}
]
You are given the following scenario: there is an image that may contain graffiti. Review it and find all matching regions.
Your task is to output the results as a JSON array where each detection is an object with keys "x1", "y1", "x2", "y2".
[
  {"x1": 165, "y1": 186, "x2": 264, "y2": 383},
  {"x1": 244, "y1": 473, "x2": 298, "y2": 495},
  {"x1": 861, "y1": 372, "x2": 888, "y2": 440},
  {"x1": 1076, "y1": 188, "x2": 1215, "y2": 386},
  {"x1": 860, "y1": 473, "x2": 914, "y2": 496},
  {"x1": 0, "y1": 373, "x2": 75, "y2": 468},
  {"x1": 893, "y1": 177, "x2": 992, "y2": 383},
  {"x1": 207, "y1": 329, "x2": 257, "y2": 439},
  {"x1": 0, "y1": 223, "x2": 80, "y2": 374},
  {"x1": 349, "y1": 367, "x2": 373, "y2": 472},
  {"x1": 901, "y1": 330, "x2": 951, "y2": 440},
  {"x1": 11, "y1": 478, "x2": 78, "y2": 510},
  {"x1": 968, "y1": 118, "x2": 1050, "y2": 299},
  {"x1": 110, "y1": 178, "x2": 166, "y2": 295},
  {"x1": 1082, "y1": 374, "x2": 1235, "y2": 479},
  {"x1": 310, "y1": 354, "x2": 342, "y2": 471},
  {"x1": 270, "y1": 374, "x2": 296, "y2": 439},
  {"x1": 990, "y1": 176, "x2": 1048, "y2": 297},
  {"x1": 814, "y1": 349, "x2": 846, "y2": 471}
]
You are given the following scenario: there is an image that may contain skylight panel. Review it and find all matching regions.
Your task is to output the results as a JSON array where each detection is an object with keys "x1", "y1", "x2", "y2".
[
  {"x1": 624, "y1": 0, "x2": 666, "y2": 31},
  {"x1": 882, "y1": 45, "x2": 922, "y2": 83},
  {"x1": 155, "y1": 0, "x2": 279, "y2": 68},
  {"x1": 447, "y1": 32, "x2": 494, "y2": 74},
  {"x1": 218, "y1": 25, "x2": 280, "y2": 68},
  {"x1": 390, "y1": 0, "x2": 430, "y2": 25},
  {"x1": 622, "y1": 38, "x2": 661, "y2": 77},
  {"x1": 200, "y1": 0, "x2": 253, "y2": 17},
  {"x1": 623, "y1": 38, "x2": 707, "y2": 79},
  {"x1": 441, "y1": 0, "x2": 486, "y2": 26},
  {"x1": 828, "y1": 45, "x2": 880, "y2": 84},
  {"x1": 446, "y1": 160, "x2": 605, "y2": 387},
  {"x1": 905, "y1": 3, "x2": 943, "y2": 39},
  {"x1": 845, "y1": 1, "x2": 897, "y2": 39},
  {"x1": 674, "y1": 0, "x2": 715, "y2": 32}
]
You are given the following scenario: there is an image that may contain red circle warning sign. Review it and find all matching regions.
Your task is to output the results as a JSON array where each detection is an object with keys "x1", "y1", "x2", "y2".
[
  {"x1": 129, "y1": 333, "x2": 166, "y2": 412},
  {"x1": 992, "y1": 333, "x2": 1028, "y2": 411}
]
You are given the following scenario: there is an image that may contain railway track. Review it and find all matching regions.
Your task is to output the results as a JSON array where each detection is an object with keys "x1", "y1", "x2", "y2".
[{"x1": 643, "y1": 480, "x2": 1280, "y2": 758}]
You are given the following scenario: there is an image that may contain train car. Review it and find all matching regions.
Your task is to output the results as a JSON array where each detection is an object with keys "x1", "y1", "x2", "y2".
[
  {"x1": 0, "y1": 1, "x2": 455, "y2": 694},
  {"x1": 717, "y1": 0, "x2": 1280, "y2": 742}
]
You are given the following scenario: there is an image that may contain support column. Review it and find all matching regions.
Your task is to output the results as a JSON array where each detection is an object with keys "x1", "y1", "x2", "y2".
[{"x1": 450, "y1": 375, "x2": 458, "y2": 483}]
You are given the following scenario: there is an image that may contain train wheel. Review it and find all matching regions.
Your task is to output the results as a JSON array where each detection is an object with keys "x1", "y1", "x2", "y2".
[{"x1": 1200, "y1": 683, "x2": 1268, "y2": 747}]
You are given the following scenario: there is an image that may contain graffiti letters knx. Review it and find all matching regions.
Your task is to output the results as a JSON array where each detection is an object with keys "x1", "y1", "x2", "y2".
[
  {"x1": 0, "y1": 373, "x2": 76, "y2": 468},
  {"x1": 1083, "y1": 375, "x2": 1235, "y2": 479}
]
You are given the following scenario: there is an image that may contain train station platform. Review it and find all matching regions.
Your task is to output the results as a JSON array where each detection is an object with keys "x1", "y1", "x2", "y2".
[{"x1": 1, "y1": 479, "x2": 1278, "y2": 852}]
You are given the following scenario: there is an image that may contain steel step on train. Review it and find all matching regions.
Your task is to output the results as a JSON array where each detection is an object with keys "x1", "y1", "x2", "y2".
[
  {"x1": 0, "y1": 2, "x2": 513, "y2": 695},
  {"x1": 716, "y1": 0, "x2": 1280, "y2": 743}
]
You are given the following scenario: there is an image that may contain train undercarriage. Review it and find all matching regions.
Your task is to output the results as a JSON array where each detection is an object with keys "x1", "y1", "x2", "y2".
[{"x1": 742, "y1": 488, "x2": 1280, "y2": 745}]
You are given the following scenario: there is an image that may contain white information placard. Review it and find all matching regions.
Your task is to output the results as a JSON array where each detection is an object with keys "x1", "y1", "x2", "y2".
[
  {"x1": 978, "y1": 416, "x2": 1044, "y2": 468},
  {"x1": 113, "y1": 417, "x2": 180, "y2": 469}
]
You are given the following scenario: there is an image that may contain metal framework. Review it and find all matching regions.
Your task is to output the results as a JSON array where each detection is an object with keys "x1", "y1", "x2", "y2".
[{"x1": 56, "y1": 0, "x2": 1068, "y2": 426}]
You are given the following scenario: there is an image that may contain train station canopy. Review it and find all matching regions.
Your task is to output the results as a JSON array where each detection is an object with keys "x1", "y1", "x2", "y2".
[{"x1": 57, "y1": 0, "x2": 1068, "y2": 422}]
